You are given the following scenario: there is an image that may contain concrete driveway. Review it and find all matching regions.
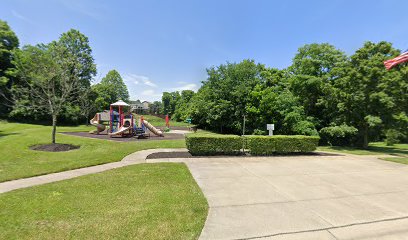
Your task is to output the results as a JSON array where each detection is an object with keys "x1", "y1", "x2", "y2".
[{"x1": 151, "y1": 153, "x2": 408, "y2": 240}]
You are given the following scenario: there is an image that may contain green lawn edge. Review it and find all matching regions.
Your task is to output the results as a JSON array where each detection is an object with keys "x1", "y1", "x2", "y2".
[
  {"x1": 0, "y1": 163, "x2": 209, "y2": 240},
  {"x1": 0, "y1": 122, "x2": 186, "y2": 182}
]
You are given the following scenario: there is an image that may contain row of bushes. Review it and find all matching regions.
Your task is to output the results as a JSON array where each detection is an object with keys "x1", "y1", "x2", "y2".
[
  {"x1": 185, "y1": 134, "x2": 320, "y2": 156},
  {"x1": 245, "y1": 135, "x2": 320, "y2": 155}
]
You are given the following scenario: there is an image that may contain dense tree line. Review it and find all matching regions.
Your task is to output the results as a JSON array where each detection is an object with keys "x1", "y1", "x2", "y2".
[
  {"x1": 164, "y1": 43, "x2": 407, "y2": 148},
  {"x1": 0, "y1": 20, "x2": 19, "y2": 118}
]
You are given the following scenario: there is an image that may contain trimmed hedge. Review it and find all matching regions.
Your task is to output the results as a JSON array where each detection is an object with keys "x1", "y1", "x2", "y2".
[
  {"x1": 185, "y1": 133, "x2": 319, "y2": 156},
  {"x1": 185, "y1": 133, "x2": 242, "y2": 155},
  {"x1": 245, "y1": 135, "x2": 320, "y2": 155}
]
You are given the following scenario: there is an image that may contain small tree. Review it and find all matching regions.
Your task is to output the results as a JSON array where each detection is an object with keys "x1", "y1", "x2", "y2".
[
  {"x1": 12, "y1": 30, "x2": 96, "y2": 143},
  {"x1": 13, "y1": 45, "x2": 77, "y2": 143}
]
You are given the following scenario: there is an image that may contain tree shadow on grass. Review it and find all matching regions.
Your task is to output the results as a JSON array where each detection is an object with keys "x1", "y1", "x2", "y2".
[
  {"x1": 367, "y1": 145, "x2": 408, "y2": 156},
  {"x1": 0, "y1": 131, "x2": 20, "y2": 138}
]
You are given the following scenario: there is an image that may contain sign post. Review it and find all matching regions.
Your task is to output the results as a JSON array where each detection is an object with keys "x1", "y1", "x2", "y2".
[{"x1": 267, "y1": 124, "x2": 274, "y2": 136}]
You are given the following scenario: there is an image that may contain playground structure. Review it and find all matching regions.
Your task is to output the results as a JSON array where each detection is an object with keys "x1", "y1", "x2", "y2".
[
  {"x1": 89, "y1": 110, "x2": 110, "y2": 134},
  {"x1": 90, "y1": 100, "x2": 163, "y2": 138}
]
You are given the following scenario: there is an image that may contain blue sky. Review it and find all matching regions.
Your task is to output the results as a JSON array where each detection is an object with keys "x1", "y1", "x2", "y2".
[{"x1": 2, "y1": 0, "x2": 408, "y2": 101}]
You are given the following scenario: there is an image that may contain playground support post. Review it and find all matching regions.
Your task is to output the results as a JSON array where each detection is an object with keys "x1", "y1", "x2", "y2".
[{"x1": 109, "y1": 106, "x2": 113, "y2": 134}]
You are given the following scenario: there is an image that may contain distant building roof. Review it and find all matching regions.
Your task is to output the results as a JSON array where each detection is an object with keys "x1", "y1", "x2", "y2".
[{"x1": 130, "y1": 102, "x2": 148, "y2": 110}]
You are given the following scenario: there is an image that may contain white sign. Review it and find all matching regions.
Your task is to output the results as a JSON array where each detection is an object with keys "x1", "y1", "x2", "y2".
[
  {"x1": 267, "y1": 124, "x2": 274, "y2": 136},
  {"x1": 267, "y1": 124, "x2": 274, "y2": 130}
]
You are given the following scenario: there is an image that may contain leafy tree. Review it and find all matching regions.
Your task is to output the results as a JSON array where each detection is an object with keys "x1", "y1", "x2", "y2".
[
  {"x1": 149, "y1": 101, "x2": 162, "y2": 114},
  {"x1": 173, "y1": 90, "x2": 195, "y2": 121},
  {"x1": 0, "y1": 20, "x2": 19, "y2": 117},
  {"x1": 162, "y1": 91, "x2": 180, "y2": 116},
  {"x1": 334, "y1": 41, "x2": 407, "y2": 148},
  {"x1": 11, "y1": 29, "x2": 96, "y2": 143},
  {"x1": 13, "y1": 45, "x2": 76, "y2": 143},
  {"x1": 246, "y1": 83, "x2": 317, "y2": 136},
  {"x1": 57, "y1": 29, "x2": 96, "y2": 88},
  {"x1": 162, "y1": 92, "x2": 172, "y2": 115},
  {"x1": 288, "y1": 43, "x2": 348, "y2": 127},
  {"x1": 93, "y1": 70, "x2": 129, "y2": 110},
  {"x1": 190, "y1": 60, "x2": 264, "y2": 134},
  {"x1": 57, "y1": 29, "x2": 97, "y2": 124}
]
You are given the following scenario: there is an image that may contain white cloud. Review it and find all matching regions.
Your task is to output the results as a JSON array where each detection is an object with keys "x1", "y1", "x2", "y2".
[
  {"x1": 141, "y1": 89, "x2": 154, "y2": 96},
  {"x1": 143, "y1": 79, "x2": 157, "y2": 88},
  {"x1": 140, "y1": 89, "x2": 162, "y2": 100},
  {"x1": 11, "y1": 10, "x2": 32, "y2": 24},
  {"x1": 58, "y1": 0, "x2": 105, "y2": 20},
  {"x1": 169, "y1": 83, "x2": 198, "y2": 92},
  {"x1": 123, "y1": 74, "x2": 140, "y2": 85},
  {"x1": 123, "y1": 73, "x2": 199, "y2": 102},
  {"x1": 123, "y1": 74, "x2": 157, "y2": 87}
]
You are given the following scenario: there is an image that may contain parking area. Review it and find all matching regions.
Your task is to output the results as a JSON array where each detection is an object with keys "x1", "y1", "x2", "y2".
[{"x1": 152, "y1": 154, "x2": 408, "y2": 239}]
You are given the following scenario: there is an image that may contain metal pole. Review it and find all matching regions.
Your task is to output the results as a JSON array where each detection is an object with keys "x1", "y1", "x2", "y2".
[{"x1": 242, "y1": 115, "x2": 246, "y2": 136}]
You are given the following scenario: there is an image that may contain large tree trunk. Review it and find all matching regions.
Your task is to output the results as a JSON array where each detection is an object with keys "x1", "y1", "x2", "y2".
[{"x1": 52, "y1": 114, "x2": 57, "y2": 144}]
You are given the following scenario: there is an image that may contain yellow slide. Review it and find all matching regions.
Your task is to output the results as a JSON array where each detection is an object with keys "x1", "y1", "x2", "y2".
[
  {"x1": 143, "y1": 120, "x2": 164, "y2": 136},
  {"x1": 108, "y1": 126, "x2": 131, "y2": 136}
]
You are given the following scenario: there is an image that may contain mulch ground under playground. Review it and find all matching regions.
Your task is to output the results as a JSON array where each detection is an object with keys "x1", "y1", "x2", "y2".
[{"x1": 61, "y1": 131, "x2": 185, "y2": 142}]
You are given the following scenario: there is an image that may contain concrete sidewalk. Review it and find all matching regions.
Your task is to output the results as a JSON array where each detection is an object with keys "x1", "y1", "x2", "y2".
[{"x1": 0, "y1": 148, "x2": 187, "y2": 194}]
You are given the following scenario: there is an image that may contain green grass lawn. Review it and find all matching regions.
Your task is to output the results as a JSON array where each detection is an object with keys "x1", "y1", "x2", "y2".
[
  {"x1": 0, "y1": 163, "x2": 208, "y2": 240},
  {"x1": 317, "y1": 142, "x2": 408, "y2": 156},
  {"x1": 382, "y1": 157, "x2": 408, "y2": 165},
  {"x1": 0, "y1": 121, "x2": 186, "y2": 182},
  {"x1": 318, "y1": 141, "x2": 408, "y2": 166},
  {"x1": 136, "y1": 114, "x2": 192, "y2": 127}
]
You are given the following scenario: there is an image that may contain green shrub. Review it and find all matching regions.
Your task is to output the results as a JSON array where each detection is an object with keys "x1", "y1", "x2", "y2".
[
  {"x1": 245, "y1": 135, "x2": 320, "y2": 155},
  {"x1": 252, "y1": 129, "x2": 266, "y2": 135},
  {"x1": 319, "y1": 124, "x2": 358, "y2": 146},
  {"x1": 292, "y1": 120, "x2": 319, "y2": 136},
  {"x1": 185, "y1": 133, "x2": 242, "y2": 155},
  {"x1": 385, "y1": 129, "x2": 401, "y2": 146}
]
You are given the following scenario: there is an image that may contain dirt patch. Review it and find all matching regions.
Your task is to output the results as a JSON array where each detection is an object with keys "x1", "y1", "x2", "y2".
[
  {"x1": 30, "y1": 143, "x2": 80, "y2": 152},
  {"x1": 146, "y1": 151, "x2": 342, "y2": 159}
]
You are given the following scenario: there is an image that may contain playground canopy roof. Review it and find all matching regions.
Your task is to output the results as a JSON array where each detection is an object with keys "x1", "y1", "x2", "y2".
[{"x1": 110, "y1": 100, "x2": 130, "y2": 107}]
